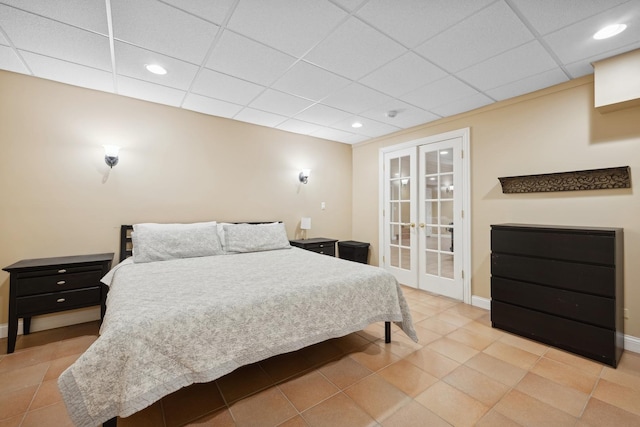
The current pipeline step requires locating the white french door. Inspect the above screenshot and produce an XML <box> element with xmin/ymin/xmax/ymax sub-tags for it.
<box><xmin>383</xmin><ymin>147</ymin><xmax>417</xmax><ymax>287</ymax></box>
<box><xmin>381</xmin><ymin>129</ymin><xmax>469</xmax><ymax>302</ymax></box>
<box><xmin>418</xmin><ymin>139</ymin><xmax>463</xmax><ymax>300</ymax></box>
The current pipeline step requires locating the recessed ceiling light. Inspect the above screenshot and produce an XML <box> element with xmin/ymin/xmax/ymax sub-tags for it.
<box><xmin>145</xmin><ymin>64</ymin><xmax>167</xmax><ymax>75</ymax></box>
<box><xmin>593</xmin><ymin>24</ymin><xmax>627</xmax><ymax>40</ymax></box>
<box><xmin>351</xmin><ymin>122</ymin><xmax>363</xmax><ymax>128</ymax></box>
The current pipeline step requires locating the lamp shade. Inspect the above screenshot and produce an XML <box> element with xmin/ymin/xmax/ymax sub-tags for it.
<box><xmin>301</xmin><ymin>217</ymin><xmax>311</xmax><ymax>230</ymax></box>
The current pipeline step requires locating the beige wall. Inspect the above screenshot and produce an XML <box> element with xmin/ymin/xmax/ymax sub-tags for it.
<box><xmin>0</xmin><ymin>71</ymin><xmax>353</xmax><ymax>325</ymax></box>
<box><xmin>352</xmin><ymin>75</ymin><xmax>640</xmax><ymax>337</ymax></box>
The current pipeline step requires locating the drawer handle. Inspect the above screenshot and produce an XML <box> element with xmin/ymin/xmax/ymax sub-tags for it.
<box><xmin>57</xmin><ymin>280</ymin><xmax>66</xmax><ymax>285</ymax></box>
<box><xmin>56</xmin><ymin>298</ymin><xmax>66</xmax><ymax>303</ymax></box>
<box><xmin>319</xmin><ymin>244</ymin><xmax>324</xmax><ymax>247</ymax></box>
<box><xmin>58</xmin><ymin>269</ymin><xmax>67</xmax><ymax>274</ymax></box>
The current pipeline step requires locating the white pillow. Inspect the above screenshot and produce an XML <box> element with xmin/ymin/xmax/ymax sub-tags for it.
<box><xmin>216</xmin><ymin>222</ymin><xmax>233</xmax><ymax>253</ymax></box>
<box><xmin>223</xmin><ymin>222</ymin><xmax>290</xmax><ymax>253</ymax></box>
<box><xmin>132</xmin><ymin>221</ymin><xmax>224</xmax><ymax>263</ymax></box>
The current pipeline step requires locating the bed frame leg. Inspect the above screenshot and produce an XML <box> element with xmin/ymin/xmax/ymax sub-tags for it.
<box><xmin>103</xmin><ymin>417</ymin><xmax>117</xmax><ymax>427</ymax></box>
<box><xmin>385</xmin><ymin>321</ymin><xmax>391</xmax><ymax>343</ymax></box>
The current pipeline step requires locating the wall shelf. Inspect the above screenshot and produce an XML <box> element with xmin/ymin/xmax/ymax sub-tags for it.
<box><xmin>498</xmin><ymin>166</ymin><xmax>630</xmax><ymax>194</ymax></box>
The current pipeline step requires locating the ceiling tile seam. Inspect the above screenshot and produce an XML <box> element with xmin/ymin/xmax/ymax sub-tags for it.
<box><xmin>105</xmin><ymin>0</ymin><xmax>117</xmax><ymax>94</ymax></box>
<box><xmin>388</xmin><ymin>73</ymin><xmax>493</xmax><ymax>111</ymax></box>
<box><xmin>503</xmin><ymin>0</ymin><xmax>572</xmax><ymax>80</ymax></box>
<box><xmin>178</xmin><ymin>0</ymin><xmax>241</xmax><ymax>108</ymax></box>
<box><xmin>0</xmin><ymin>21</ymin><xmax>33</xmax><ymax>75</ymax></box>
<box><xmin>156</xmin><ymin>0</ymin><xmax>227</xmax><ymax>27</ymax></box>
<box><xmin>327</xmin><ymin>0</ymin><xmax>370</xmax><ymax>15</ymax></box>
<box><xmin>228</xmin><ymin>2</ymin><xmax>363</xmax><ymax>121</ymax></box>
<box><xmin>0</xmin><ymin>3</ymin><xmax>109</xmax><ymax>37</ymax></box>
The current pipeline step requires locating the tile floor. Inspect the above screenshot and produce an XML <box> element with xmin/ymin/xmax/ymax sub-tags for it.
<box><xmin>1</xmin><ymin>287</ymin><xmax>640</xmax><ymax>427</ymax></box>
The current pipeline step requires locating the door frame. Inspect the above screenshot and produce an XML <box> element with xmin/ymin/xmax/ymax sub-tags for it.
<box><xmin>378</xmin><ymin>128</ymin><xmax>471</xmax><ymax>304</ymax></box>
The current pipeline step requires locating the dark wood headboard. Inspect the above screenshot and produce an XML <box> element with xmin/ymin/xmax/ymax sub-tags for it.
<box><xmin>119</xmin><ymin>222</ymin><xmax>281</xmax><ymax>262</ymax></box>
<box><xmin>120</xmin><ymin>225</ymin><xmax>133</xmax><ymax>262</ymax></box>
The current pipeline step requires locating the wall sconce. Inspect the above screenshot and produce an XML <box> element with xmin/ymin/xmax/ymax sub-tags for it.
<box><xmin>299</xmin><ymin>169</ymin><xmax>311</xmax><ymax>184</ymax></box>
<box><xmin>103</xmin><ymin>145</ymin><xmax>120</xmax><ymax>168</ymax></box>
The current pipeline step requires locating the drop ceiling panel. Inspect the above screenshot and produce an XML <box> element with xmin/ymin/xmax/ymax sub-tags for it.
<box><xmin>356</xmin><ymin>0</ymin><xmax>494</xmax><ymax>48</ymax></box>
<box><xmin>416</xmin><ymin>1</ymin><xmax>534</xmax><ymax>73</ymax></box>
<box><xmin>311</xmin><ymin>127</ymin><xmax>358</xmax><ymax>143</ymax></box>
<box><xmin>508</xmin><ymin>0</ymin><xmax>630</xmax><ymax>35</ymax></box>
<box><xmin>206</xmin><ymin>30</ymin><xmax>296</xmax><ymax>86</ymax></box>
<box><xmin>117</xmin><ymin>76</ymin><xmax>186</xmax><ymax>107</ymax></box>
<box><xmin>21</xmin><ymin>51</ymin><xmax>114</xmax><ymax>93</ymax></box>
<box><xmin>292</xmin><ymin>104</ymin><xmax>353</xmax><ymax>127</ymax></box>
<box><xmin>0</xmin><ymin>5</ymin><xmax>111</xmax><ymax>71</ymax></box>
<box><xmin>543</xmin><ymin>1</ymin><xmax>640</xmax><ymax>64</ymax></box>
<box><xmin>430</xmin><ymin>92</ymin><xmax>493</xmax><ymax>117</ymax></box>
<box><xmin>320</xmin><ymin>82</ymin><xmax>393</xmax><ymax>114</ymax></box>
<box><xmin>359</xmin><ymin>52</ymin><xmax>448</xmax><ymax>97</ymax></box>
<box><xmin>226</xmin><ymin>0</ymin><xmax>347</xmax><ymax>57</ymax></box>
<box><xmin>160</xmin><ymin>0</ymin><xmax>236</xmax><ymax>25</ymax></box>
<box><xmin>305</xmin><ymin>17</ymin><xmax>406</xmax><ymax>80</ymax></box>
<box><xmin>276</xmin><ymin>119</ymin><xmax>322</xmax><ymax>135</ymax></box>
<box><xmin>0</xmin><ymin>45</ymin><xmax>29</xmax><ymax>74</ymax></box>
<box><xmin>115</xmin><ymin>42</ymin><xmax>199</xmax><ymax>90</ymax></box>
<box><xmin>272</xmin><ymin>61</ymin><xmax>351</xmax><ymax>101</ymax></box>
<box><xmin>0</xmin><ymin>0</ymin><xmax>109</xmax><ymax>35</ymax></box>
<box><xmin>249</xmin><ymin>89</ymin><xmax>315</xmax><ymax>117</ymax></box>
<box><xmin>1</xmin><ymin>0</ymin><xmax>638</xmax><ymax>145</ymax></box>
<box><xmin>400</xmin><ymin>76</ymin><xmax>480</xmax><ymax>111</ymax></box>
<box><xmin>331</xmin><ymin>116</ymin><xmax>401</xmax><ymax>137</ymax></box>
<box><xmin>234</xmin><ymin>107</ymin><xmax>288</xmax><ymax>128</ymax></box>
<box><xmin>456</xmin><ymin>41</ymin><xmax>558</xmax><ymax>90</ymax></box>
<box><xmin>111</xmin><ymin>0</ymin><xmax>219</xmax><ymax>64</ymax></box>
<box><xmin>360</xmin><ymin>101</ymin><xmax>441</xmax><ymax>128</ymax></box>
<box><xmin>485</xmin><ymin>68</ymin><xmax>569</xmax><ymax>101</ymax></box>
<box><xmin>191</xmin><ymin>68</ymin><xmax>266</xmax><ymax>105</ymax></box>
<box><xmin>182</xmin><ymin>93</ymin><xmax>243</xmax><ymax>118</ymax></box>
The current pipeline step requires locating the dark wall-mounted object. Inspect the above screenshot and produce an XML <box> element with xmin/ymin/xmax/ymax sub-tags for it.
<box><xmin>498</xmin><ymin>166</ymin><xmax>630</xmax><ymax>193</ymax></box>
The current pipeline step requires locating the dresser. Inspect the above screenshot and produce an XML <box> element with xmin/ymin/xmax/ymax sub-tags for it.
<box><xmin>289</xmin><ymin>238</ymin><xmax>337</xmax><ymax>256</ymax></box>
<box><xmin>3</xmin><ymin>253</ymin><xmax>113</xmax><ymax>354</ymax></box>
<box><xmin>491</xmin><ymin>224</ymin><xmax>623</xmax><ymax>367</ymax></box>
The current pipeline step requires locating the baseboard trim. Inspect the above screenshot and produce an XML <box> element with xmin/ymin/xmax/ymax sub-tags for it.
<box><xmin>624</xmin><ymin>333</ymin><xmax>640</xmax><ymax>354</ymax></box>
<box><xmin>471</xmin><ymin>295</ymin><xmax>491</xmax><ymax>311</ymax></box>
<box><xmin>0</xmin><ymin>308</ymin><xmax>100</xmax><ymax>339</ymax></box>
<box><xmin>471</xmin><ymin>295</ymin><xmax>639</xmax><ymax>355</ymax></box>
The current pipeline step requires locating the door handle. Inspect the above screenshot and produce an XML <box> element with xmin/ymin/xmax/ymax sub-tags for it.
<box><xmin>419</xmin><ymin>223</ymin><xmax>425</xmax><ymax>228</ymax></box>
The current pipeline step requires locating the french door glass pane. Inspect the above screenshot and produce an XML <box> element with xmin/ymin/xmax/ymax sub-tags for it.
<box><xmin>390</xmin><ymin>247</ymin><xmax>400</xmax><ymax>267</ymax></box>
<box><xmin>440</xmin><ymin>150</ymin><xmax>453</xmax><ymax>173</ymax></box>
<box><xmin>423</xmin><ymin>148</ymin><xmax>455</xmax><ymax>280</ymax></box>
<box><xmin>388</xmin><ymin>154</ymin><xmax>412</xmax><ymax>273</ymax></box>
<box><xmin>390</xmin><ymin>180</ymin><xmax>400</xmax><ymax>200</ymax></box>
<box><xmin>390</xmin><ymin>158</ymin><xmax>400</xmax><ymax>178</ymax></box>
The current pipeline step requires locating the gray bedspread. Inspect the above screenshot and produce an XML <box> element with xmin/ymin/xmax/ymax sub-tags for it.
<box><xmin>58</xmin><ymin>247</ymin><xmax>416</xmax><ymax>426</ymax></box>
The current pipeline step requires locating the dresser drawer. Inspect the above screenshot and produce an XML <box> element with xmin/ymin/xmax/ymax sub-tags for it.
<box><xmin>491</xmin><ymin>301</ymin><xmax>616</xmax><ymax>366</ymax></box>
<box><xmin>16</xmin><ymin>270</ymin><xmax>103</xmax><ymax>297</ymax></box>
<box><xmin>492</xmin><ymin>277</ymin><xmax>615</xmax><ymax>329</ymax></box>
<box><xmin>305</xmin><ymin>244</ymin><xmax>335</xmax><ymax>256</ymax></box>
<box><xmin>17</xmin><ymin>287</ymin><xmax>101</xmax><ymax>315</ymax></box>
<box><xmin>491</xmin><ymin>253</ymin><xmax>615</xmax><ymax>297</ymax></box>
<box><xmin>491</xmin><ymin>228</ymin><xmax>616</xmax><ymax>265</ymax></box>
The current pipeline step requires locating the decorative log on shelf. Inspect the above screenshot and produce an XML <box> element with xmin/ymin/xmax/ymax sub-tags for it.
<box><xmin>498</xmin><ymin>166</ymin><xmax>630</xmax><ymax>194</ymax></box>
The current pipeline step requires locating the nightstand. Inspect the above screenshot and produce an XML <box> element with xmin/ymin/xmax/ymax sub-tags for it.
<box><xmin>289</xmin><ymin>238</ymin><xmax>338</xmax><ymax>256</ymax></box>
<box><xmin>3</xmin><ymin>253</ymin><xmax>113</xmax><ymax>354</ymax></box>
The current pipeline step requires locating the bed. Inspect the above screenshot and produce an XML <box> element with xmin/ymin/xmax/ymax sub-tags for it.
<box><xmin>58</xmin><ymin>221</ymin><xmax>417</xmax><ymax>427</ymax></box>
